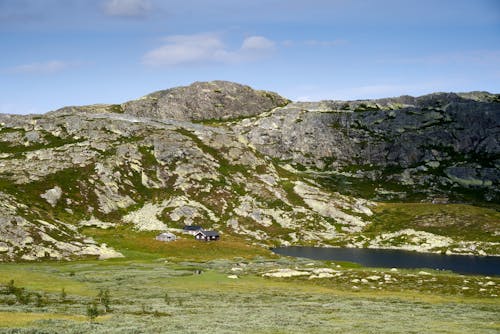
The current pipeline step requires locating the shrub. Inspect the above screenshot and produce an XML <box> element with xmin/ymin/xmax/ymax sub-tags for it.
<box><xmin>5</xmin><ymin>280</ymin><xmax>16</xmax><ymax>294</ymax></box>
<box><xmin>98</xmin><ymin>288</ymin><xmax>111</xmax><ymax>312</ymax></box>
<box><xmin>3</xmin><ymin>280</ymin><xmax>31</xmax><ymax>304</ymax></box>
<box><xmin>60</xmin><ymin>288</ymin><xmax>67</xmax><ymax>302</ymax></box>
<box><xmin>164</xmin><ymin>292</ymin><xmax>170</xmax><ymax>305</ymax></box>
<box><xmin>15</xmin><ymin>288</ymin><xmax>31</xmax><ymax>305</ymax></box>
<box><xmin>86</xmin><ymin>302</ymin><xmax>100</xmax><ymax>323</ymax></box>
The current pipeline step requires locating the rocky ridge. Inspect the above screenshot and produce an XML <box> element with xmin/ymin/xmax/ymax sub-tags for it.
<box><xmin>0</xmin><ymin>81</ymin><xmax>498</xmax><ymax>261</ymax></box>
<box><xmin>235</xmin><ymin>92</ymin><xmax>500</xmax><ymax>202</ymax></box>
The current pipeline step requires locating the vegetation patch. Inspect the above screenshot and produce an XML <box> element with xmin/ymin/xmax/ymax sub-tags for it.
<box><xmin>0</xmin><ymin>269</ymin><xmax>91</xmax><ymax>296</ymax></box>
<box><xmin>0</xmin><ymin>256</ymin><xmax>497</xmax><ymax>333</ymax></box>
<box><xmin>84</xmin><ymin>227</ymin><xmax>274</xmax><ymax>262</ymax></box>
<box><xmin>365</xmin><ymin>202</ymin><xmax>500</xmax><ymax>242</ymax></box>
<box><xmin>107</xmin><ymin>104</ymin><xmax>124</xmax><ymax>114</ymax></box>
<box><xmin>0</xmin><ymin>312</ymin><xmax>87</xmax><ymax>327</ymax></box>
<box><xmin>281</xmin><ymin>180</ymin><xmax>307</xmax><ymax>207</ymax></box>
<box><xmin>0</xmin><ymin>130</ymin><xmax>84</xmax><ymax>157</ymax></box>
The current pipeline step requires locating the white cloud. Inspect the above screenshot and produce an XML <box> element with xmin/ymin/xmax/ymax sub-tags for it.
<box><xmin>281</xmin><ymin>40</ymin><xmax>295</xmax><ymax>47</ymax></box>
<box><xmin>241</xmin><ymin>36</ymin><xmax>275</xmax><ymax>50</ymax></box>
<box><xmin>103</xmin><ymin>0</ymin><xmax>152</xmax><ymax>17</ymax></box>
<box><xmin>142</xmin><ymin>33</ymin><xmax>275</xmax><ymax>67</ymax></box>
<box><xmin>142</xmin><ymin>33</ymin><xmax>226</xmax><ymax>66</ymax></box>
<box><xmin>7</xmin><ymin>60</ymin><xmax>73</xmax><ymax>74</ymax></box>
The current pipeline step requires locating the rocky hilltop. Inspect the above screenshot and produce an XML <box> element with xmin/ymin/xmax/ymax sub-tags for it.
<box><xmin>52</xmin><ymin>81</ymin><xmax>288</xmax><ymax>121</ymax></box>
<box><xmin>0</xmin><ymin>81</ymin><xmax>498</xmax><ymax>261</ymax></box>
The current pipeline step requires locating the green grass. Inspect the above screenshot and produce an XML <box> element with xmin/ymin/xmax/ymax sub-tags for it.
<box><xmin>138</xmin><ymin>146</ymin><xmax>157</xmax><ymax>168</ymax></box>
<box><xmin>0</xmin><ymin>312</ymin><xmax>89</xmax><ymax>327</ymax></box>
<box><xmin>0</xmin><ymin>217</ymin><xmax>498</xmax><ymax>333</ymax></box>
<box><xmin>0</xmin><ymin>256</ymin><xmax>497</xmax><ymax>333</ymax></box>
<box><xmin>280</xmin><ymin>180</ymin><xmax>307</xmax><ymax>207</ymax></box>
<box><xmin>0</xmin><ymin>165</ymin><xmax>96</xmax><ymax>225</ymax></box>
<box><xmin>107</xmin><ymin>104</ymin><xmax>124</xmax><ymax>114</ymax></box>
<box><xmin>83</xmin><ymin>227</ymin><xmax>274</xmax><ymax>262</ymax></box>
<box><xmin>0</xmin><ymin>267</ymin><xmax>92</xmax><ymax>295</ymax></box>
<box><xmin>365</xmin><ymin>202</ymin><xmax>500</xmax><ymax>242</ymax></box>
<box><xmin>0</xmin><ymin>130</ymin><xmax>84</xmax><ymax>157</ymax></box>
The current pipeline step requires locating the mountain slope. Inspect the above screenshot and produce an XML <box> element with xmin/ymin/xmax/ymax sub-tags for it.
<box><xmin>236</xmin><ymin>93</ymin><xmax>500</xmax><ymax>203</ymax></box>
<box><xmin>0</xmin><ymin>81</ymin><xmax>498</xmax><ymax>261</ymax></box>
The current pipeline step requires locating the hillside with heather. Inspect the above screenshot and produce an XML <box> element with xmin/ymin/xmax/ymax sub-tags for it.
<box><xmin>1</xmin><ymin>81</ymin><xmax>499</xmax><ymax>262</ymax></box>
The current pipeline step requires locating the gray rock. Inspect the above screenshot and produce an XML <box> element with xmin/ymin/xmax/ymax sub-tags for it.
<box><xmin>121</xmin><ymin>80</ymin><xmax>289</xmax><ymax>121</ymax></box>
<box><xmin>236</xmin><ymin>92</ymin><xmax>500</xmax><ymax>201</ymax></box>
<box><xmin>40</xmin><ymin>186</ymin><xmax>62</xmax><ymax>207</ymax></box>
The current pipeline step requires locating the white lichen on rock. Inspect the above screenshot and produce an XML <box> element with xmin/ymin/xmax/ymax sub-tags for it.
<box><xmin>40</xmin><ymin>186</ymin><xmax>62</xmax><ymax>207</ymax></box>
<box><xmin>293</xmin><ymin>181</ymin><xmax>370</xmax><ymax>232</ymax></box>
<box><xmin>123</xmin><ymin>203</ymin><xmax>168</xmax><ymax>231</ymax></box>
<box><xmin>263</xmin><ymin>269</ymin><xmax>310</xmax><ymax>278</ymax></box>
<box><xmin>79</xmin><ymin>216</ymin><xmax>116</xmax><ymax>229</ymax></box>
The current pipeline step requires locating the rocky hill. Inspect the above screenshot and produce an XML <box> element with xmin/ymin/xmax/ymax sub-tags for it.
<box><xmin>237</xmin><ymin>92</ymin><xmax>500</xmax><ymax>203</ymax></box>
<box><xmin>0</xmin><ymin>81</ymin><xmax>498</xmax><ymax>261</ymax></box>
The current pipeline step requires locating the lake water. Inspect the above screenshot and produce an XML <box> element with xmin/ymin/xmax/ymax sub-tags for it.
<box><xmin>272</xmin><ymin>247</ymin><xmax>500</xmax><ymax>276</ymax></box>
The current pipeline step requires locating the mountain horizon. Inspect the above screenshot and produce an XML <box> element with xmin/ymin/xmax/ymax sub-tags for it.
<box><xmin>3</xmin><ymin>80</ymin><xmax>499</xmax><ymax>116</ymax></box>
<box><xmin>1</xmin><ymin>80</ymin><xmax>498</xmax><ymax>262</ymax></box>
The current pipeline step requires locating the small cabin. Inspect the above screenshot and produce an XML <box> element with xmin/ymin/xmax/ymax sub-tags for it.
<box><xmin>194</xmin><ymin>230</ymin><xmax>220</xmax><ymax>241</ymax></box>
<box><xmin>431</xmin><ymin>197</ymin><xmax>449</xmax><ymax>204</ymax></box>
<box><xmin>183</xmin><ymin>225</ymin><xmax>203</xmax><ymax>235</ymax></box>
<box><xmin>155</xmin><ymin>232</ymin><xmax>176</xmax><ymax>242</ymax></box>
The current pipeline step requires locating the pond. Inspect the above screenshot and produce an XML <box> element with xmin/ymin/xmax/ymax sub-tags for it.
<box><xmin>272</xmin><ymin>247</ymin><xmax>500</xmax><ymax>276</ymax></box>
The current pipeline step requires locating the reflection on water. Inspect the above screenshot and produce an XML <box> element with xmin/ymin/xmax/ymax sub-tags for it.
<box><xmin>272</xmin><ymin>247</ymin><xmax>500</xmax><ymax>276</ymax></box>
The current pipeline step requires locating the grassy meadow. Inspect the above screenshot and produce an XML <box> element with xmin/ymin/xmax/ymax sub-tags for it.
<box><xmin>0</xmin><ymin>230</ymin><xmax>499</xmax><ymax>333</ymax></box>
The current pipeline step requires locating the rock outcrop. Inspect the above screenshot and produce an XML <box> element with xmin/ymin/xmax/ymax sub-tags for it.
<box><xmin>121</xmin><ymin>81</ymin><xmax>289</xmax><ymax>121</ymax></box>
<box><xmin>236</xmin><ymin>92</ymin><xmax>500</xmax><ymax>202</ymax></box>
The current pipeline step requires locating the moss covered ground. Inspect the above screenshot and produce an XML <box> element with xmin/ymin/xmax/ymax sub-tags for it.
<box><xmin>0</xmin><ymin>231</ymin><xmax>498</xmax><ymax>333</ymax></box>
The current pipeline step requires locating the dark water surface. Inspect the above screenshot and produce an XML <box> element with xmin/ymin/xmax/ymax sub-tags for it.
<box><xmin>272</xmin><ymin>247</ymin><xmax>500</xmax><ymax>276</ymax></box>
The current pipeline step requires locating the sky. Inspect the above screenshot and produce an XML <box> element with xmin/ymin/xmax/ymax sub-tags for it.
<box><xmin>1</xmin><ymin>0</ymin><xmax>499</xmax><ymax>114</ymax></box>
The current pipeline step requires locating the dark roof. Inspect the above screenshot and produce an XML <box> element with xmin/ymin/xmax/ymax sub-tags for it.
<box><xmin>183</xmin><ymin>225</ymin><xmax>202</xmax><ymax>231</ymax></box>
<box><xmin>196</xmin><ymin>230</ymin><xmax>219</xmax><ymax>237</ymax></box>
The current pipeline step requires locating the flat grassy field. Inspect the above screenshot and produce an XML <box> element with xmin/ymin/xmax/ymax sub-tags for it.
<box><xmin>0</xmin><ymin>230</ymin><xmax>498</xmax><ymax>333</ymax></box>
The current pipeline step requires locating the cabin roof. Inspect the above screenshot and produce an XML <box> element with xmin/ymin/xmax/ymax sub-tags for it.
<box><xmin>196</xmin><ymin>230</ymin><xmax>219</xmax><ymax>237</ymax></box>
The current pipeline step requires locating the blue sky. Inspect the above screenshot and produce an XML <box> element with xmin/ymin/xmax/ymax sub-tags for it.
<box><xmin>1</xmin><ymin>0</ymin><xmax>499</xmax><ymax>114</ymax></box>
